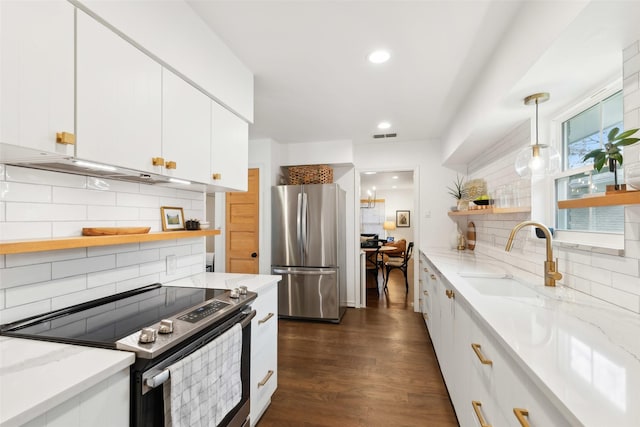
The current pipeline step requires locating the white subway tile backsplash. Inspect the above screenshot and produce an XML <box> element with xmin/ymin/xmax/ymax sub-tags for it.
<box><xmin>116</xmin><ymin>249</ymin><xmax>159</xmax><ymax>268</ymax></box>
<box><xmin>610</xmin><ymin>272</ymin><xmax>640</xmax><ymax>296</ymax></box>
<box><xmin>0</xmin><ymin>221</ymin><xmax>51</xmax><ymax>240</ymax></box>
<box><xmin>0</xmin><ymin>201</ymin><xmax>5</xmax><ymax>222</ymax></box>
<box><xmin>87</xmin><ymin>205</ymin><xmax>138</xmax><ymax>221</ymax></box>
<box><xmin>7</xmin><ymin>203</ymin><xmax>86</xmax><ymax>221</ymax></box>
<box><xmin>591</xmin><ymin>253</ymin><xmax>640</xmax><ymax>277</ymax></box>
<box><xmin>139</xmin><ymin>260</ymin><xmax>165</xmax><ymax>276</ymax></box>
<box><xmin>6</xmin><ymin>276</ymin><xmax>87</xmax><ymax>307</ymax></box>
<box><xmin>176</xmin><ymin>188</ymin><xmax>204</xmax><ymax>201</ymax></box>
<box><xmin>0</xmin><ymin>164</ymin><xmax>5</xmax><ymax>180</ymax></box>
<box><xmin>51</xmin><ymin>284</ymin><xmax>116</xmax><ymax>312</ymax></box>
<box><xmin>5</xmin><ymin>166</ymin><xmax>87</xmax><ymax>188</ymax></box>
<box><xmin>87</xmin><ymin>265</ymin><xmax>139</xmax><ymax>288</ymax></box>
<box><xmin>0</xmin><ymin>182</ymin><xmax>52</xmax><ymax>203</ymax></box>
<box><xmin>52</xmin><ymin>255</ymin><xmax>116</xmax><ymax>279</ymax></box>
<box><xmin>623</xmin><ymin>49</ymin><xmax>640</xmax><ymax>79</ymax></box>
<box><xmin>0</xmin><ymin>263</ymin><xmax>51</xmax><ymax>289</ymax></box>
<box><xmin>623</xmin><ymin>74</ymin><xmax>639</xmax><ymax>96</ymax></box>
<box><xmin>140</xmin><ymin>184</ymin><xmax>177</xmax><ymax>197</ymax></box>
<box><xmin>159</xmin><ymin>244</ymin><xmax>193</xmax><ymax>259</ymax></box>
<box><xmin>0</xmin><ymin>299</ymin><xmax>52</xmax><ymax>324</ymax></box>
<box><xmin>53</xmin><ymin>187</ymin><xmax>116</xmax><ymax>206</ymax></box>
<box><xmin>52</xmin><ymin>221</ymin><xmax>117</xmax><ymax>238</ymax></box>
<box><xmin>623</xmin><ymin>41</ymin><xmax>639</xmax><ymax>61</ymax></box>
<box><xmin>116</xmin><ymin>274</ymin><xmax>161</xmax><ymax>294</ymax></box>
<box><xmin>0</xmin><ymin>289</ymin><xmax>5</xmax><ymax>309</ymax></box>
<box><xmin>624</xmin><ymin>238</ymin><xmax>640</xmax><ymax>259</ymax></box>
<box><xmin>590</xmin><ymin>281</ymin><xmax>640</xmax><ymax>312</ymax></box>
<box><xmin>624</xmin><ymin>87</ymin><xmax>640</xmax><ymax>113</ymax></box>
<box><xmin>117</xmin><ymin>192</ymin><xmax>159</xmax><ymax>208</ymax></box>
<box><xmin>6</xmin><ymin>248</ymin><xmax>87</xmax><ymax>268</ymax></box>
<box><xmin>88</xmin><ymin>243</ymin><xmax>139</xmax><ymax>257</ymax></box>
<box><xmin>87</xmin><ymin>177</ymin><xmax>139</xmax><ymax>193</ymax></box>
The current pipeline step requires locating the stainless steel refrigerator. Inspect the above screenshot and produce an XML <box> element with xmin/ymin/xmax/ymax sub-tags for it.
<box><xmin>271</xmin><ymin>183</ymin><xmax>347</xmax><ymax>322</ymax></box>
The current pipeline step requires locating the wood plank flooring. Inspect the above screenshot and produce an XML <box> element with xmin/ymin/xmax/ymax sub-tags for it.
<box><xmin>257</xmin><ymin>261</ymin><xmax>459</xmax><ymax>427</ymax></box>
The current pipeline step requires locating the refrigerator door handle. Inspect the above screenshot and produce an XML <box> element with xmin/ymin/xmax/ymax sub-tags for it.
<box><xmin>301</xmin><ymin>192</ymin><xmax>308</xmax><ymax>257</ymax></box>
<box><xmin>296</xmin><ymin>192</ymin><xmax>303</xmax><ymax>259</ymax></box>
<box><xmin>272</xmin><ymin>268</ymin><xmax>336</xmax><ymax>276</ymax></box>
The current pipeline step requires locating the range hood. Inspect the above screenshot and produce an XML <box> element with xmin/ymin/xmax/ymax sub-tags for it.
<box><xmin>1</xmin><ymin>143</ymin><xmax>172</xmax><ymax>185</ymax></box>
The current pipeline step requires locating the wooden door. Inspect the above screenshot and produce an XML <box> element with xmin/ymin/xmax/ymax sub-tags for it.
<box><xmin>225</xmin><ymin>168</ymin><xmax>259</xmax><ymax>273</ymax></box>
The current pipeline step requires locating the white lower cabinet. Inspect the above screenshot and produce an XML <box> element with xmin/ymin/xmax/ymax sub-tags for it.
<box><xmin>422</xmin><ymin>254</ymin><xmax>569</xmax><ymax>427</ymax></box>
<box><xmin>21</xmin><ymin>368</ymin><xmax>129</xmax><ymax>427</ymax></box>
<box><xmin>250</xmin><ymin>281</ymin><xmax>278</xmax><ymax>426</ymax></box>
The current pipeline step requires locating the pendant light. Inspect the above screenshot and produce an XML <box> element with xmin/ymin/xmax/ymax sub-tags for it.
<box><xmin>515</xmin><ymin>92</ymin><xmax>561</xmax><ymax>177</ymax></box>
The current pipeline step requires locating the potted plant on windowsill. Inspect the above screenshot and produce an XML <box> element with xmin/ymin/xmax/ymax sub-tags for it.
<box><xmin>582</xmin><ymin>126</ymin><xmax>640</xmax><ymax>192</ymax></box>
<box><xmin>447</xmin><ymin>174</ymin><xmax>466</xmax><ymax>211</ymax></box>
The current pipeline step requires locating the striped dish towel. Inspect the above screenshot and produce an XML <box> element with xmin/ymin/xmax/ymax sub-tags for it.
<box><xmin>164</xmin><ymin>323</ymin><xmax>243</xmax><ymax>427</ymax></box>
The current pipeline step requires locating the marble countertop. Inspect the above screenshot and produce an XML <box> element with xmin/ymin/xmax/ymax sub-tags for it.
<box><xmin>0</xmin><ymin>337</ymin><xmax>134</xmax><ymax>427</ymax></box>
<box><xmin>421</xmin><ymin>247</ymin><xmax>640</xmax><ymax>427</ymax></box>
<box><xmin>0</xmin><ymin>273</ymin><xmax>280</xmax><ymax>427</ymax></box>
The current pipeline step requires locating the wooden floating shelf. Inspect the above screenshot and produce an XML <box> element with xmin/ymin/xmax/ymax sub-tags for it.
<box><xmin>0</xmin><ymin>229</ymin><xmax>221</xmax><ymax>255</ymax></box>
<box><xmin>448</xmin><ymin>207</ymin><xmax>531</xmax><ymax>216</ymax></box>
<box><xmin>558</xmin><ymin>191</ymin><xmax>640</xmax><ymax>209</ymax></box>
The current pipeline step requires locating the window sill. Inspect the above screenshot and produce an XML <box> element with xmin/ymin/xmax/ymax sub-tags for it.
<box><xmin>553</xmin><ymin>231</ymin><xmax>624</xmax><ymax>256</ymax></box>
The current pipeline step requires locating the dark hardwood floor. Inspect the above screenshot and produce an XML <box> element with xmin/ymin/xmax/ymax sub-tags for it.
<box><xmin>257</xmin><ymin>260</ymin><xmax>459</xmax><ymax>427</ymax></box>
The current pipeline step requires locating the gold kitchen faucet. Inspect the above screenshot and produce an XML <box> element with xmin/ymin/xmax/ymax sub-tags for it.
<box><xmin>505</xmin><ymin>221</ymin><xmax>562</xmax><ymax>287</ymax></box>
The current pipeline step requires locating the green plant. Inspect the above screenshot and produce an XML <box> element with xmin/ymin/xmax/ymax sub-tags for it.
<box><xmin>583</xmin><ymin>127</ymin><xmax>640</xmax><ymax>171</ymax></box>
<box><xmin>447</xmin><ymin>174</ymin><xmax>465</xmax><ymax>200</ymax></box>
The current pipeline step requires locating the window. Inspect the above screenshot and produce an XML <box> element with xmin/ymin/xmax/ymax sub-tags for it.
<box><xmin>555</xmin><ymin>89</ymin><xmax>624</xmax><ymax>234</ymax></box>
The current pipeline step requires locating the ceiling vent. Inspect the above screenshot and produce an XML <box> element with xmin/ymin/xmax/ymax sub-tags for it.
<box><xmin>373</xmin><ymin>133</ymin><xmax>397</xmax><ymax>139</ymax></box>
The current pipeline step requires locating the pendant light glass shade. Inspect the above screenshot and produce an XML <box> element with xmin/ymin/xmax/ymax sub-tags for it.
<box><xmin>515</xmin><ymin>92</ymin><xmax>561</xmax><ymax>177</ymax></box>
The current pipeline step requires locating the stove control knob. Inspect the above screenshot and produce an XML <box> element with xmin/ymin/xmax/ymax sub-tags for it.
<box><xmin>229</xmin><ymin>288</ymin><xmax>240</xmax><ymax>299</ymax></box>
<box><xmin>239</xmin><ymin>286</ymin><xmax>248</xmax><ymax>295</ymax></box>
<box><xmin>139</xmin><ymin>327</ymin><xmax>157</xmax><ymax>344</ymax></box>
<box><xmin>158</xmin><ymin>319</ymin><xmax>174</xmax><ymax>334</ymax></box>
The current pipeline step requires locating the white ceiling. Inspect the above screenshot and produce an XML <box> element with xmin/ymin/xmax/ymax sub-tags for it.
<box><xmin>360</xmin><ymin>170</ymin><xmax>413</xmax><ymax>196</ymax></box>
<box><xmin>188</xmin><ymin>0</ymin><xmax>640</xmax><ymax>168</ymax></box>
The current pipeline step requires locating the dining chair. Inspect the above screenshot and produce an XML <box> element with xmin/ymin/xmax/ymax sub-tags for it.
<box><xmin>383</xmin><ymin>242</ymin><xmax>414</xmax><ymax>292</ymax></box>
<box><xmin>365</xmin><ymin>247</ymin><xmax>380</xmax><ymax>295</ymax></box>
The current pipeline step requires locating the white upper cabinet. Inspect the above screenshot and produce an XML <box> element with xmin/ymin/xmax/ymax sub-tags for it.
<box><xmin>75</xmin><ymin>10</ymin><xmax>162</xmax><ymax>173</ymax></box>
<box><xmin>211</xmin><ymin>102</ymin><xmax>248</xmax><ymax>191</ymax></box>
<box><xmin>0</xmin><ymin>0</ymin><xmax>74</xmax><ymax>155</ymax></box>
<box><xmin>162</xmin><ymin>69</ymin><xmax>212</xmax><ymax>184</ymax></box>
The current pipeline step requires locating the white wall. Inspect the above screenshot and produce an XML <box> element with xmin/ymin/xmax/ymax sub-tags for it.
<box><xmin>0</xmin><ymin>165</ymin><xmax>207</xmax><ymax>324</ymax></box>
<box><xmin>376</xmin><ymin>188</ymin><xmax>414</xmax><ymax>243</ymax></box>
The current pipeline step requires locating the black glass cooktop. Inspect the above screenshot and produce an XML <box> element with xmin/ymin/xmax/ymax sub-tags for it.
<box><xmin>0</xmin><ymin>284</ymin><xmax>230</xmax><ymax>348</ymax></box>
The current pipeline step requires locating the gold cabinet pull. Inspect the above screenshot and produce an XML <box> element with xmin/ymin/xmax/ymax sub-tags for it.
<box><xmin>423</xmin><ymin>290</ymin><xmax>428</xmax><ymax>296</ymax></box>
<box><xmin>165</xmin><ymin>161</ymin><xmax>177</xmax><ymax>169</ymax></box>
<box><xmin>258</xmin><ymin>370</ymin><xmax>274</xmax><ymax>387</ymax></box>
<box><xmin>56</xmin><ymin>132</ymin><xmax>75</xmax><ymax>145</ymax></box>
<box><xmin>423</xmin><ymin>267</ymin><xmax>429</xmax><ymax>272</ymax></box>
<box><xmin>472</xmin><ymin>401</ymin><xmax>492</xmax><ymax>427</ymax></box>
<box><xmin>430</xmin><ymin>274</ymin><xmax>436</xmax><ymax>280</ymax></box>
<box><xmin>212</xmin><ymin>173</ymin><xmax>222</xmax><ymax>180</ymax></box>
<box><xmin>513</xmin><ymin>408</ymin><xmax>530</xmax><ymax>427</ymax></box>
<box><xmin>471</xmin><ymin>343</ymin><xmax>493</xmax><ymax>365</ymax></box>
<box><xmin>152</xmin><ymin>157</ymin><xmax>165</xmax><ymax>166</ymax></box>
<box><xmin>445</xmin><ymin>289</ymin><xmax>455</xmax><ymax>299</ymax></box>
<box><xmin>423</xmin><ymin>312</ymin><xmax>429</xmax><ymax>320</ymax></box>
<box><xmin>258</xmin><ymin>312</ymin><xmax>274</xmax><ymax>324</ymax></box>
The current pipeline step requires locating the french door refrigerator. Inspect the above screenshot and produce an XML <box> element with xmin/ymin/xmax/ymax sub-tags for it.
<box><xmin>271</xmin><ymin>183</ymin><xmax>347</xmax><ymax>322</ymax></box>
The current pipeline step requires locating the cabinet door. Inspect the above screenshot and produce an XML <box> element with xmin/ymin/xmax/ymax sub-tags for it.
<box><xmin>1</xmin><ymin>0</ymin><xmax>74</xmax><ymax>154</ymax></box>
<box><xmin>161</xmin><ymin>69</ymin><xmax>211</xmax><ymax>183</ymax></box>
<box><xmin>210</xmin><ymin>102</ymin><xmax>248</xmax><ymax>191</ymax></box>
<box><xmin>76</xmin><ymin>10</ymin><xmax>161</xmax><ymax>172</ymax></box>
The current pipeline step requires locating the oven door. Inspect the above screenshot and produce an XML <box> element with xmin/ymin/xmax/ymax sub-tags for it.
<box><xmin>132</xmin><ymin>309</ymin><xmax>256</xmax><ymax>427</ymax></box>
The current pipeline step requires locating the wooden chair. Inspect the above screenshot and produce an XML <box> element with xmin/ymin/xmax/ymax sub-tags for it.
<box><xmin>383</xmin><ymin>241</ymin><xmax>414</xmax><ymax>292</ymax></box>
<box><xmin>365</xmin><ymin>247</ymin><xmax>380</xmax><ymax>295</ymax></box>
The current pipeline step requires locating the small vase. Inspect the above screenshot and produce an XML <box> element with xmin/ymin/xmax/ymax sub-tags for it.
<box><xmin>457</xmin><ymin>200</ymin><xmax>468</xmax><ymax>211</ymax></box>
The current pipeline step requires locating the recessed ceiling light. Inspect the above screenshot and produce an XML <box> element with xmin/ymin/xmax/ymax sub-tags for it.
<box><xmin>392</xmin><ymin>176</ymin><xmax>398</xmax><ymax>179</ymax></box>
<box><xmin>368</xmin><ymin>50</ymin><xmax>390</xmax><ymax>64</ymax></box>
<box><xmin>364</xmin><ymin>171</ymin><xmax>377</xmax><ymax>175</ymax></box>
<box><xmin>392</xmin><ymin>186</ymin><xmax>397</xmax><ymax>189</ymax></box>
<box><xmin>377</xmin><ymin>121</ymin><xmax>391</xmax><ymax>130</ymax></box>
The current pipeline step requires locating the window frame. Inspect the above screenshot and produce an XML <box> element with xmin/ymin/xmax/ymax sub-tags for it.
<box><xmin>549</xmin><ymin>79</ymin><xmax>624</xmax><ymax>250</ymax></box>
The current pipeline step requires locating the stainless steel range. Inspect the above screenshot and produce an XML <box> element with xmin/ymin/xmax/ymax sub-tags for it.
<box><xmin>0</xmin><ymin>283</ymin><xmax>257</xmax><ymax>427</ymax></box>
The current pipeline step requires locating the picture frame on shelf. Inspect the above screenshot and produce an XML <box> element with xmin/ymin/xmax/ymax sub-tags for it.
<box><xmin>396</xmin><ymin>210</ymin><xmax>410</xmax><ymax>227</ymax></box>
<box><xmin>161</xmin><ymin>206</ymin><xmax>185</xmax><ymax>231</ymax></box>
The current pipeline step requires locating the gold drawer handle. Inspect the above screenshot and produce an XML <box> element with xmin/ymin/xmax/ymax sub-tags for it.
<box><xmin>445</xmin><ymin>289</ymin><xmax>455</xmax><ymax>299</ymax></box>
<box><xmin>472</xmin><ymin>401</ymin><xmax>492</xmax><ymax>427</ymax></box>
<box><xmin>165</xmin><ymin>161</ymin><xmax>177</xmax><ymax>169</ymax></box>
<box><xmin>258</xmin><ymin>312</ymin><xmax>274</xmax><ymax>324</ymax></box>
<box><xmin>56</xmin><ymin>132</ymin><xmax>75</xmax><ymax>145</ymax></box>
<box><xmin>513</xmin><ymin>408</ymin><xmax>530</xmax><ymax>427</ymax></box>
<box><xmin>471</xmin><ymin>343</ymin><xmax>493</xmax><ymax>365</ymax></box>
<box><xmin>212</xmin><ymin>173</ymin><xmax>222</xmax><ymax>180</ymax></box>
<box><xmin>423</xmin><ymin>290</ymin><xmax>428</xmax><ymax>296</ymax></box>
<box><xmin>258</xmin><ymin>370</ymin><xmax>274</xmax><ymax>387</ymax></box>
<box><xmin>430</xmin><ymin>274</ymin><xmax>436</xmax><ymax>280</ymax></box>
<box><xmin>152</xmin><ymin>157</ymin><xmax>165</xmax><ymax>166</ymax></box>
<box><xmin>423</xmin><ymin>267</ymin><xmax>428</xmax><ymax>272</ymax></box>
<box><xmin>423</xmin><ymin>312</ymin><xmax>429</xmax><ymax>320</ymax></box>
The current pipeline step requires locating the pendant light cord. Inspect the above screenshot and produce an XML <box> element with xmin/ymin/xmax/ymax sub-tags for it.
<box><xmin>535</xmin><ymin>98</ymin><xmax>539</xmax><ymax>146</ymax></box>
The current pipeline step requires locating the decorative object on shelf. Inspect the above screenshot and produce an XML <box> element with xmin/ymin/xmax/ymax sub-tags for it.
<box><xmin>462</xmin><ymin>179</ymin><xmax>487</xmax><ymax>202</ymax></box>
<box><xmin>287</xmin><ymin>164</ymin><xmax>333</xmax><ymax>184</ymax></box>
<box><xmin>82</xmin><ymin>227</ymin><xmax>150</xmax><ymax>236</ymax></box>
<box><xmin>447</xmin><ymin>174</ymin><xmax>465</xmax><ymax>211</ymax></box>
<box><xmin>161</xmin><ymin>206</ymin><xmax>185</xmax><ymax>231</ymax></box>
<box><xmin>396</xmin><ymin>210</ymin><xmax>410</xmax><ymax>227</ymax></box>
<box><xmin>185</xmin><ymin>219</ymin><xmax>201</xmax><ymax>230</ymax></box>
<box><xmin>582</xmin><ymin>126</ymin><xmax>640</xmax><ymax>192</ymax></box>
<box><xmin>515</xmin><ymin>92</ymin><xmax>561</xmax><ymax>177</ymax></box>
<box><xmin>199</xmin><ymin>221</ymin><xmax>211</xmax><ymax>229</ymax></box>
<box><xmin>467</xmin><ymin>221</ymin><xmax>476</xmax><ymax>250</ymax></box>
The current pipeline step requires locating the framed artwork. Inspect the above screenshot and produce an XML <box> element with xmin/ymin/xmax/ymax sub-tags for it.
<box><xmin>396</xmin><ymin>210</ymin><xmax>410</xmax><ymax>228</ymax></box>
<box><xmin>161</xmin><ymin>206</ymin><xmax>185</xmax><ymax>231</ymax></box>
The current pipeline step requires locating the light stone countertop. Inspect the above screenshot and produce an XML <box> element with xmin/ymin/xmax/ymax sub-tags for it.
<box><xmin>0</xmin><ymin>337</ymin><xmax>134</xmax><ymax>427</ymax></box>
<box><xmin>0</xmin><ymin>273</ymin><xmax>281</xmax><ymax>427</ymax></box>
<box><xmin>422</xmin><ymin>247</ymin><xmax>640</xmax><ymax>427</ymax></box>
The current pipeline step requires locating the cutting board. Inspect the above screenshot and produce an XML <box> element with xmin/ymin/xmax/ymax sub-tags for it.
<box><xmin>82</xmin><ymin>227</ymin><xmax>151</xmax><ymax>236</ymax></box>
<box><xmin>466</xmin><ymin>221</ymin><xmax>476</xmax><ymax>250</ymax></box>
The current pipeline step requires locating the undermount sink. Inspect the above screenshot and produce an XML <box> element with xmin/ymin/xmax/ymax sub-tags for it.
<box><xmin>463</xmin><ymin>277</ymin><xmax>539</xmax><ymax>298</ymax></box>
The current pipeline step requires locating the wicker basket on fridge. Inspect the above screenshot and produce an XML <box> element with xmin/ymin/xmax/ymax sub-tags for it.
<box><xmin>287</xmin><ymin>164</ymin><xmax>334</xmax><ymax>185</ymax></box>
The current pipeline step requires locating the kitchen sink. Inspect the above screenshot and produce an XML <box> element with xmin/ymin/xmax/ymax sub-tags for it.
<box><xmin>463</xmin><ymin>277</ymin><xmax>539</xmax><ymax>298</ymax></box>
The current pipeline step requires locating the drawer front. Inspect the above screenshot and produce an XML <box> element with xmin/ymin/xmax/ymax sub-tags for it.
<box><xmin>250</xmin><ymin>343</ymin><xmax>277</xmax><ymax>425</ymax></box>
